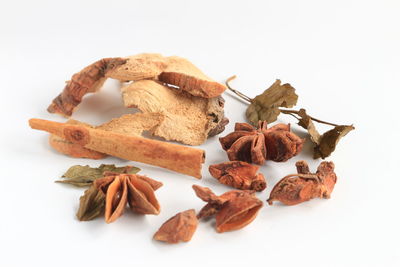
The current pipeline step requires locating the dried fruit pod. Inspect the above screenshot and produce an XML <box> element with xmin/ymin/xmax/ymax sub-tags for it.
<box><xmin>192</xmin><ymin>185</ymin><xmax>262</xmax><ymax>232</ymax></box>
<box><xmin>216</xmin><ymin>192</ymin><xmax>263</xmax><ymax>233</ymax></box>
<box><xmin>209</xmin><ymin>161</ymin><xmax>266</xmax><ymax>191</ymax></box>
<box><xmin>90</xmin><ymin>174</ymin><xmax>162</xmax><ymax>223</ymax></box>
<box><xmin>267</xmin><ymin>160</ymin><xmax>337</xmax><ymax>205</ymax></box>
<box><xmin>153</xmin><ymin>209</ymin><xmax>198</xmax><ymax>244</ymax></box>
<box><xmin>219</xmin><ymin>121</ymin><xmax>304</xmax><ymax>165</ymax></box>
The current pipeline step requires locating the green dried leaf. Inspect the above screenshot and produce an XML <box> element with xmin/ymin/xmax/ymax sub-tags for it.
<box><xmin>246</xmin><ymin>79</ymin><xmax>298</xmax><ymax>125</ymax></box>
<box><xmin>297</xmin><ymin>109</ymin><xmax>354</xmax><ymax>159</ymax></box>
<box><xmin>76</xmin><ymin>185</ymin><xmax>105</xmax><ymax>221</ymax></box>
<box><xmin>56</xmin><ymin>164</ymin><xmax>140</xmax><ymax>187</ymax></box>
<box><xmin>314</xmin><ymin>125</ymin><xmax>354</xmax><ymax>159</ymax></box>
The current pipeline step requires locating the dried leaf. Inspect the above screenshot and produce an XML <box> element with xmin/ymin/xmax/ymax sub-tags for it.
<box><xmin>153</xmin><ymin>209</ymin><xmax>198</xmax><ymax>244</ymax></box>
<box><xmin>246</xmin><ymin>80</ymin><xmax>298</xmax><ymax>125</ymax></box>
<box><xmin>57</xmin><ymin>164</ymin><xmax>140</xmax><ymax>187</ymax></box>
<box><xmin>297</xmin><ymin>109</ymin><xmax>354</xmax><ymax>159</ymax></box>
<box><xmin>76</xmin><ymin>186</ymin><xmax>105</xmax><ymax>221</ymax></box>
<box><xmin>314</xmin><ymin>125</ymin><xmax>354</xmax><ymax>159</ymax></box>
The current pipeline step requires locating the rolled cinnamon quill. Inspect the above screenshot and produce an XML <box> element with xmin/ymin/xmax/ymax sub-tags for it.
<box><xmin>29</xmin><ymin>118</ymin><xmax>205</xmax><ymax>178</ymax></box>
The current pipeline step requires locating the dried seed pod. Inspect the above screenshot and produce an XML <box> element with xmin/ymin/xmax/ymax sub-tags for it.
<box><xmin>76</xmin><ymin>185</ymin><xmax>105</xmax><ymax>221</ymax></box>
<box><xmin>87</xmin><ymin>174</ymin><xmax>162</xmax><ymax>223</ymax></box>
<box><xmin>153</xmin><ymin>209</ymin><xmax>198</xmax><ymax>244</ymax></box>
<box><xmin>192</xmin><ymin>185</ymin><xmax>262</xmax><ymax>232</ymax></box>
<box><xmin>209</xmin><ymin>161</ymin><xmax>267</xmax><ymax>191</ymax></box>
<box><xmin>216</xmin><ymin>192</ymin><xmax>263</xmax><ymax>233</ymax></box>
<box><xmin>219</xmin><ymin>121</ymin><xmax>304</xmax><ymax>165</ymax></box>
<box><xmin>267</xmin><ymin>161</ymin><xmax>337</xmax><ymax>206</ymax></box>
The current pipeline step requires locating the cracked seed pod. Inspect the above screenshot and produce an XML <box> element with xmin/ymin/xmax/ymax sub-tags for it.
<box><xmin>192</xmin><ymin>185</ymin><xmax>262</xmax><ymax>233</ymax></box>
<box><xmin>267</xmin><ymin>160</ymin><xmax>337</xmax><ymax>206</ymax></box>
<box><xmin>153</xmin><ymin>209</ymin><xmax>198</xmax><ymax>244</ymax></box>
<box><xmin>209</xmin><ymin>161</ymin><xmax>266</xmax><ymax>191</ymax></box>
<box><xmin>219</xmin><ymin>121</ymin><xmax>304</xmax><ymax>164</ymax></box>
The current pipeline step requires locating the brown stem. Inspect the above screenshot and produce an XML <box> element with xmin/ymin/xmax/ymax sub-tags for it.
<box><xmin>225</xmin><ymin>76</ymin><xmax>340</xmax><ymax>128</ymax></box>
<box><xmin>225</xmin><ymin>75</ymin><xmax>253</xmax><ymax>103</ymax></box>
<box><xmin>280</xmin><ymin>110</ymin><xmax>339</xmax><ymax>127</ymax></box>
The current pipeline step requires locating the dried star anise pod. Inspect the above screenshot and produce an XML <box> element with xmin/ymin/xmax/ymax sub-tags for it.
<box><xmin>219</xmin><ymin>121</ymin><xmax>304</xmax><ymax>165</ymax></box>
<box><xmin>209</xmin><ymin>161</ymin><xmax>266</xmax><ymax>191</ymax></box>
<box><xmin>153</xmin><ymin>209</ymin><xmax>198</xmax><ymax>244</ymax></box>
<box><xmin>267</xmin><ymin>160</ymin><xmax>337</xmax><ymax>206</ymax></box>
<box><xmin>77</xmin><ymin>173</ymin><xmax>162</xmax><ymax>223</ymax></box>
<box><xmin>192</xmin><ymin>185</ymin><xmax>263</xmax><ymax>233</ymax></box>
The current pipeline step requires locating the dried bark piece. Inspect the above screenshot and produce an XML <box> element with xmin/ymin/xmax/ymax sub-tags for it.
<box><xmin>49</xmin><ymin>134</ymin><xmax>107</xmax><ymax>159</ymax></box>
<box><xmin>192</xmin><ymin>185</ymin><xmax>262</xmax><ymax>232</ymax></box>
<box><xmin>49</xmin><ymin>119</ymin><xmax>108</xmax><ymax>159</ymax></box>
<box><xmin>121</xmin><ymin>80</ymin><xmax>228</xmax><ymax>145</ymax></box>
<box><xmin>76</xmin><ymin>185</ymin><xmax>105</xmax><ymax>221</ymax></box>
<box><xmin>209</xmin><ymin>161</ymin><xmax>266</xmax><ymax>191</ymax></box>
<box><xmin>29</xmin><ymin>118</ymin><xmax>205</xmax><ymax>178</ymax></box>
<box><xmin>267</xmin><ymin>160</ymin><xmax>337</xmax><ymax>205</ymax></box>
<box><xmin>153</xmin><ymin>209</ymin><xmax>198</xmax><ymax>244</ymax></box>
<box><xmin>48</xmin><ymin>58</ymin><xmax>127</xmax><ymax>116</ymax></box>
<box><xmin>48</xmin><ymin>53</ymin><xmax>226</xmax><ymax>117</ymax></box>
<box><xmin>105</xmin><ymin>53</ymin><xmax>168</xmax><ymax>81</ymax></box>
<box><xmin>97</xmin><ymin>112</ymin><xmax>164</xmax><ymax>136</ymax></box>
<box><xmin>159</xmin><ymin>56</ymin><xmax>226</xmax><ymax>98</ymax></box>
<box><xmin>90</xmin><ymin>174</ymin><xmax>162</xmax><ymax>223</ymax></box>
<box><xmin>220</xmin><ymin>121</ymin><xmax>304</xmax><ymax>164</ymax></box>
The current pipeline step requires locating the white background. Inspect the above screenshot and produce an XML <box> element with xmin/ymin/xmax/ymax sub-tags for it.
<box><xmin>1</xmin><ymin>0</ymin><xmax>399</xmax><ymax>266</ymax></box>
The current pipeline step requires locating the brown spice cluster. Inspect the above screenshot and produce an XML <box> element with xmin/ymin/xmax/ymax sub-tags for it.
<box><xmin>192</xmin><ymin>185</ymin><xmax>263</xmax><ymax>233</ymax></box>
<box><xmin>219</xmin><ymin>121</ymin><xmax>304</xmax><ymax>164</ymax></box>
<box><xmin>267</xmin><ymin>160</ymin><xmax>337</xmax><ymax>206</ymax></box>
<box><xmin>209</xmin><ymin>161</ymin><xmax>266</xmax><ymax>191</ymax></box>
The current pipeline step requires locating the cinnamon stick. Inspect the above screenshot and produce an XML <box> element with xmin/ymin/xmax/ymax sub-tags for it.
<box><xmin>29</xmin><ymin>118</ymin><xmax>205</xmax><ymax>178</ymax></box>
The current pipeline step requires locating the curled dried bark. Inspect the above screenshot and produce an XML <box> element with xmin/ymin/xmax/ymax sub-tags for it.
<box><xmin>209</xmin><ymin>161</ymin><xmax>266</xmax><ymax>191</ymax></box>
<box><xmin>153</xmin><ymin>209</ymin><xmax>198</xmax><ymax>244</ymax></box>
<box><xmin>48</xmin><ymin>53</ymin><xmax>226</xmax><ymax>117</ymax></box>
<box><xmin>267</xmin><ymin>160</ymin><xmax>337</xmax><ymax>206</ymax></box>
<box><xmin>48</xmin><ymin>58</ymin><xmax>126</xmax><ymax>116</ymax></box>
<box><xmin>121</xmin><ymin>80</ymin><xmax>228</xmax><ymax>145</ymax></box>
<box><xmin>192</xmin><ymin>185</ymin><xmax>262</xmax><ymax>233</ymax></box>
<box><xmin>93</xmin><ymin>174</ymin><xmax>162</xmax><ymax>223</ymax></box>
<box><xmin>219</xmin><ymin>121</ymin><xmax>304</xmax><ymax>164</ymax></box>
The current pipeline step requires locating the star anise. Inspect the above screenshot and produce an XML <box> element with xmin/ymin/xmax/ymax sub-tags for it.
<box><xmin>77</xmin><ymin>173</ymin><xmax>162</xmax><ymax>223</ymax></box>
<box><xmin>219</xmin><ymin>121</ymin><xmax>304</xmax><ymax>164</ymax></box>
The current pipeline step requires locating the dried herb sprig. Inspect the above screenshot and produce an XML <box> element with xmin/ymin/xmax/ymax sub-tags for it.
<box><xmin>225</xmin><ymin>75</ymin><xmax>354</xmax><ymax>159</ymax></box>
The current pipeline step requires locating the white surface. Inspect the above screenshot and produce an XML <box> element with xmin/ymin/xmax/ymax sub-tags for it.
<box><xmin>1</xmin><ymin>0</ymin><xmax>399</xmax><ymax>266</ymax></box>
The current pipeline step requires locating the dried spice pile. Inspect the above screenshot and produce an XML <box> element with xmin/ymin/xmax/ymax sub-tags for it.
<box><xmin>28</xmin><ymin>53</ymin><xmax>354</xmax><ymax>244</ymax></box>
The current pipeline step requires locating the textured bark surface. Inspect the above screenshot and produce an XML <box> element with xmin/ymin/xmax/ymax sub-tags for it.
<box><xmin>49</xmin><ymin>134</ymin><xmax>107</xmax><ymax>159</ymax></box>
<box><xmin>29</xmin><ymin>118</ymin><xmax>205</xmax><ymax>178</ymax></box>
<box><xmin>121</xmin><ymin>80</ymin><xmax>228</xmax><ymax>145</ymax></box>
<box><xmin>159</xmin><ymin>56</ymin><xmax>226</xmax><ymax>98</ymax></box>
<box><xmin>48</xmin><ymin>58</ymin><xmax>126</xmax><ymax>116</ymax></box>
<box><xmin>153</xmin><ymin>209</ymin><xmax>198</xmax><ymax>244</ymax></box>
